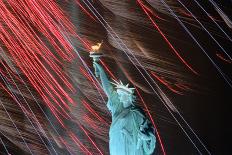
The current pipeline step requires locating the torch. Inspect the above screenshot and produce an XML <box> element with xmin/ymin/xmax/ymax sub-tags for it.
<box><xmin>90</xmin><ymin>41</ymin><xmax>103</xmax><ymax>77</ymax></box>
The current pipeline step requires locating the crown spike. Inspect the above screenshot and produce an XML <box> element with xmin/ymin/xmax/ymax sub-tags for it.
<box><xmin>111</xmin><ymin>79</ymin><xmax>134</xmax><ymax>94</ymax></box>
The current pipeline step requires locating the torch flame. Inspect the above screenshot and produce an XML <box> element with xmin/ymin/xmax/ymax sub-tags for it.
<box><xmin>91</xmin><ymin>41</ymin><xmax>103</xmax><ymax>52</ymax></box>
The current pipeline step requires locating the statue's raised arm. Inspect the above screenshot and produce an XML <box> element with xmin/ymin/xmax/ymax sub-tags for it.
<box><xmin>93</xmin><ymin>61</ymin><xmax>114</xmax><ymax>97</ymax></box>
<box><xmin>89</xmin><ymin>42</ymin><xmax>114</xmax><ymax>98</ymax></box>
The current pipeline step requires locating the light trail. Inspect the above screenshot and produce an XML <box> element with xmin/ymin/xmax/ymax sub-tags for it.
<box><xmin>1</xmin><ymin>60</ymin><xmax>58</xmax><ymax>155</ymax></box>
<box><xmin>177</xmin><ymin>0</ymin><xmax>232</xmax><ymax>60</ymax></box>
<box><xmin>137</xmin><ymin>0</ymin><xmax>198</xmax><ymax>75</ymax></box>
<box><xmin>100</xmin><ymin>60</ymin><xmax>117</xmax><ymax>81</ymax></box>
<box><xmin>79</xmin><ymin>66</ymin><xmax>104</xmax><ymax>95</ymax></box>
<box><xmin>79</xmin><ymin>125</ymin><xmax>104</xmax><ymax>155</ymax></box>
<box><xmin>138</xmin><ymin>1</ymin><xmax>165</xmax><ymax>21</ymax></box>
<box><xmin>82</xmin><ymin>100</ymin><xmax>109</xmax><ymax>125</ymax></box>
<box><xmin>0</xmin><ymin>131</ymin><xmax>10</xmax><ymax>155</ymax></box>
<box><xmin>0</xmin><ymin>0</ymin><xmax>110</xmax><ymax>154</ymax></box>
<box><xmin>193</xmin><ymin>0</ymin><xmax>232</xmax><ymax>42</ymax></box>
<box><xmin>155</xmin><ymin>0</ymin><xmax>217</xmax><ymax>153</ymax></box>
<box><xmin>157</xmin><ymin>0</ymin><xmax>232</xmax><ymax>89</ymax></box>
<box><xmin>69</xmin><ymin>131</ymin><xmax>93</xmax><ymax>155</ymax></box>
<box><xmin>208</xmin><ymin>0</ymin><xmax>232</xmax><ymax>29</ymax></box>
<box><xmin>59</xmin><ymin>136</ymin><xmax>76</xmax><ymax>155</ymax></box>
<box><xmin>1</xmin><ymin>46</ymin><xmax>74</xmax><ymax>154</ymax></box>
<box><xmin>0</xmin><ymin>3</ymin><xmax>75</xmax><ymax>117</ymax></box>
<box><xmin>0</xmin><ymin>23</ymin><xmax>73</xmax><ymax>128</ymax></box>
<box><xmin>75</xmin><ymin>0</ymin><xmax>96</xmax><ymax>21</ymax></box>
<box><xmin>0</xmin><ymin>94</ymin><xmax>33</xmax><ymax>154</ymax></box>
<box><xmin>82</xmin><ymin>114</ymin><xmax>102</xmax><ymax>133</ymax></box>
<box><xmin>150</xmin><ymin>71</ymin><xmax>183</xmax><ymax>95</ymax></box>
<box><xmin>0</xmin><ymin>71</ymin><xmax>55</xmax><ymax>155</ymax></box>
<box><xmin>0</xmin><ymin>1</ymin><xmax>96</xmax><ymax>153</ymax></box>
<box><xmin>216</xmin><ymin>53</ymin><xmax>232</xmax><ymax>64</ymax></box>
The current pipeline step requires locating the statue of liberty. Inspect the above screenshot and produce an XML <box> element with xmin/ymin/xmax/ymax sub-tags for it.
<box><xmin>90</xmin><ymin>44</ymin><xmax>156</xmax><ymax>155</ymax></box>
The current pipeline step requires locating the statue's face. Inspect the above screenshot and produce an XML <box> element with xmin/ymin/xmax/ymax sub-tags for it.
<box><xmin>117</xmin><ymin>89</ymin><xmax>132</xmax><ymax>108</ymax></box>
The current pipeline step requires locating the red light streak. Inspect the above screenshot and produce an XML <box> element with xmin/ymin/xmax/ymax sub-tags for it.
<box><xmin>137</xmin><ymin>0</ymin><xmax>198</xmax><ymax>75</ymax></box>
<box><xmin>136</xmin><ymin>0</ymin><xmax>165</xmax><ymax>20</ymax></box>
<box><xmin>100</xmin><ymin>60</ymin><xmax>117</xmax><ymax>81</ymax></box>
<box><xmin>82</xmin><ymin>114</ymin><xmax>101</xmax><ymax>133</ymax></box>
<box><xmin>79</xmin><ymin>125</ymin><xmax>104</xmax><ymax>155</ymax></box>
<box><xmin>75</xmin><ymin>0</ymin><xmax>96</xmax><ymax>21</ymax></box>
<box><xmin>82</xmin><ymin>100</ymin><xmax>109</xmax><ymax>126</ymax></box>
<box><xmin>79</xmin><ymin>66</ymin><xmax>104</xmax><ymax>94</ymax></box>
<box><xmin>69</xmin><ymin>132</ymin><xmax>93</xmax><ymax>155</ymax></box>
<box><xmin>216</xmin><ymin>53</ymin><xmax>232</xmax><ymax>64</ymax></box>
<box><xmin>59</xmin><ymin>137</ymin><xmax>76</xmax><ymax>155</ymax></box>
<box><xmin>150</xmin><ymin>71</ymin><xmax>183</xmax><ymax>95</ymax></box>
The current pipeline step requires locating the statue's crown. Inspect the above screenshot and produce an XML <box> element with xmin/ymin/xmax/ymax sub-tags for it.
<box><xmin>111</xmin><ymin>79</ymin><xmax>135</xmax><ymax>94</ymax></box>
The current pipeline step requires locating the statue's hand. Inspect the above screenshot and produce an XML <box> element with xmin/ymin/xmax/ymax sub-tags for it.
<box><xmin>137</xmin><ymin>131</ymin><xmax>149</xmax><ymax>149</ymax></box>
<box><xmin>138</xmin><ymin>130</ymin><xmax>156</xmax><ymax>154</ymax></box>
<box><xmin>138</xmin><ymin>131</ymin><xmax>150</xmax><ymax>141</ymax></box>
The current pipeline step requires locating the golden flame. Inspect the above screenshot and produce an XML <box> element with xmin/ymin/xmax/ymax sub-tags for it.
<box><xmin>91</xmin><ymin>41</ymin><xmax>103</xmax><ymax>51</ymax></box>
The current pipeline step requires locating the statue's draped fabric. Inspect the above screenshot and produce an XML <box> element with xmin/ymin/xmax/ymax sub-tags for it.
<box><xmin>107</xmin><ymin>91</ymin><xmax>156</xmax><ymax>155</ymax></box>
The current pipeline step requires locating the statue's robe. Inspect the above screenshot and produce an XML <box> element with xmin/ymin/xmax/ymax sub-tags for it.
<box><xmin>107</xmin><ymin>91</ymin><xmax>156</xmax><ymax>155</ymax></box>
